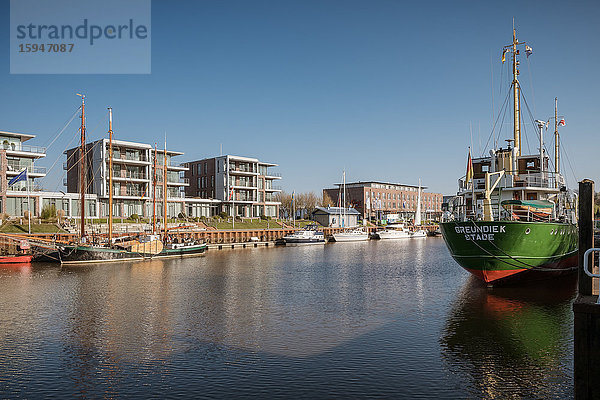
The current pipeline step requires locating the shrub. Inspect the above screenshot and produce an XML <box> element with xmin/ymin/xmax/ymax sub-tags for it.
<box><xmin>218</xmin><ymin>211</ymin><xmax>228</xmax><ymax>219</ymax></box>
<box><xmin>41</xmin><ymin>204</ymin><xmax>57</xmax><ymax>220</ymax></box>
<box><xmin>128</xmin><ymin>213</ymin><xmax>140</xmax><ymax>221</ymax></box>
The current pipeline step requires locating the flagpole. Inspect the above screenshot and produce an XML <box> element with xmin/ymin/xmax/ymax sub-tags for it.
<box><xmin>292</xmin><ymin>192</ymin><xmax>296</xmax><ymax>228</ymax></box>
<box><xmin>26</xmin><ymin>167</ymin><xmax>31</xmax><ymax>234</ymax></box>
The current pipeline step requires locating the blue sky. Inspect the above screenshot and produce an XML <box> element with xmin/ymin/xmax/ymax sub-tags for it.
<box><xmin>1</xmin><ymin>0</ymin><xmax>599</xmax><ymax>195</ymax></box>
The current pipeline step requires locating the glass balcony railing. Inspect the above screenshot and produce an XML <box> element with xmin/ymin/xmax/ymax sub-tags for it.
<box><xmin>3</xmin><ymin>144</ymin><xmax>46</xmax><ymax>154</ymax></box>
<box><xmin>112</xmin><ymin>171</ymin><xmax>148</xmax><ymax>180</ymax></box>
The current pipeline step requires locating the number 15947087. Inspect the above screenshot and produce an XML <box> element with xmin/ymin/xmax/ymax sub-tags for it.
<box><xmin>19</xmin><ymin>43</ymin><xmax>74</xmax><ymax>53</ymax></box>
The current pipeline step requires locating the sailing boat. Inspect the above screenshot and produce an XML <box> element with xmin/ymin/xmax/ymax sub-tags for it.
<box><xmin>332</xmin><ymin>171</ymin><xmax>369</xmax><ymax>242</ymax></box>
<box><xmin>411</xmin><ymin>179</ymin><xmax>427</xmax><ymax>238</ymax></box>
<box><xmin>57</xmin><ymin>98</ymin><xmax>164</xmax><ymax>263</ymax></box>
<box><xmin>439</xmin><ymin>28</ymin><xmax>578</xmax><ymax>285</ymax></box>
<box><xmin>56</xmin><ymin>99</ymin><xmax>206</xmax><ymax>264</ymax></box>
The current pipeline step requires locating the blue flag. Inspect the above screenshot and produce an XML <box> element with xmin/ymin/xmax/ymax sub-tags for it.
<box><xmin>8</xmin><ymin>168</ymin><xmax>27</xmax><ymax>186</ymax></box>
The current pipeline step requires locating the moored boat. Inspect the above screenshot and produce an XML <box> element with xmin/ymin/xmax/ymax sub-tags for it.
<box><xmin>410</xmin><ymin>229</ymin><xmax>428</xmax><ymax>238</ymax></box>
<box><xmin>332</xmin><ymin>228</ymin><xmax>369</xmax><ymax>242</ymax></box>
<box><xmin>440</xmin><ymin>28</ymin><xmax>578</xmax><ymax>285</ymax></box>
<box><xmin>0</xmin><ymin>255</ymin><xmax>32</xmax><ymax>263</ymax></box>
<box><xmin>331</xmin><ymin>171</ymin><xmax>369</xmax><ymax>242</ymax></box>
<box><xmin>374</xmin><ymin>224</ymin><xmax>411</xmax><ymax>240</ymax></box>
<box><xmin>283</xmin><ymin>225</ymin><xmax>326</xmax><ymax>245</ymax></box>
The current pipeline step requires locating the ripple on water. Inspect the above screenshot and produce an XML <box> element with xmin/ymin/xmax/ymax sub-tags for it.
<box><xmin>0</xmin><ymin>239</ymin><xmax>575</xmax><ymax>398</ymax></box>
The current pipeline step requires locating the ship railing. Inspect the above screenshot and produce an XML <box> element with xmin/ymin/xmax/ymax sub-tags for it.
<box><xmin>583</xmin><ymin>248</ymin><xmax>600</xmax><ymax>304</ymax></box>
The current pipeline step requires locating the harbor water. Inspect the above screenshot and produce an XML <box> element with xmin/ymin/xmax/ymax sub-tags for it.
<box><xmin>0</xmin><ymin>238</ymin><xmax>574</xmax><ymax>398</ymax></box>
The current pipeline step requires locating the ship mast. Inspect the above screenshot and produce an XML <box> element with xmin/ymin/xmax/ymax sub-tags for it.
<box><xmin>163</xmin><ymin>142</ymin><xmax>168</xmax><ymax>239</ymax></box>
<box><xmin>77</xmin><ymin>93</ymin><xmax>86</xmax><ymax>241</ymax></box>
<box><xmin>511</xmin><ymin>28</ymin><xmax>521</xmax><ymax>158</ymax></box>
<box><xmin>108</xmin><ymin>107</ymin><xmax>113</xmax><ymax>243</ymax></box>
<box><xmin>554</xmin><ymin>97</ymin><xmax>560</xmax><ymax>176</ymax></box>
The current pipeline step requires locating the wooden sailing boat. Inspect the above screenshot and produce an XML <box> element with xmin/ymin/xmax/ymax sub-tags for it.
<box><xmin>57</xmin><ymin>98</ymin><xmax>163</xmax><ymax>264</ymax></box>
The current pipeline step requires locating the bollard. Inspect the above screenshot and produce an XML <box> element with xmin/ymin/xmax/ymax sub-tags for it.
<box><xmin>578</xmin><ymin>179</ymin><xmax>595</xmax><ymax>295</ymax></box>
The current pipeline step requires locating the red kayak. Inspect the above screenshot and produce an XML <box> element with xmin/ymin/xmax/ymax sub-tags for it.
<box><xmin>0</xmin><ymin>255</ymin><xmax>32</xmax><ymax>263</ymax></box>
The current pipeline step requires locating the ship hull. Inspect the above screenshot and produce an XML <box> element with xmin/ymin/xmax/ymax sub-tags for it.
<box><xmin>440</xmin><ymin>221</ymin><xmax>578</xmax><ymax>285</ymax></box>
<box><xmin>57</xmin><ymin>243</ymin><xmax>207</xmax><ymax>264</ymax></box>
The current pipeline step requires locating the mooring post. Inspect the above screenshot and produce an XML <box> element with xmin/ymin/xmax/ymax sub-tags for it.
<box><xmin>574</xmin><ymin>179</ymin><xmax>597</xmax><ymax>400</ymax></box>
<box><xmin>578</xmin><ymin>179</ymin><xmax>595</xmax><ymax>295</ymax></box>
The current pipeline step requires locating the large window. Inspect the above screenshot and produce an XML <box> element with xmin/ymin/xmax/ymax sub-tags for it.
<box><xmin>6</xmin><ymin>197</ymin><xmax>31</xmax><ymax>216</ymax></box>
<box><xmin>42</xmin><ymin>198</ymin><xmax>70</xmax><ymax>214</ymax></box>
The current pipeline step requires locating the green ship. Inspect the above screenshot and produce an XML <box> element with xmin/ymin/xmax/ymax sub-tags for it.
<box><xmin>440</xmin><ymin>28</ymin><xmax>578</xmax><ymax>285</ymax></box>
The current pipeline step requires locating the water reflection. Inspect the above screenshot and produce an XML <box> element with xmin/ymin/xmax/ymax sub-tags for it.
<box><xmin>0</xmin><ymin>240</ymin><xmax>576</xmax><ymax>398</ymax></box>
<box><xmin>440</xmin><ymin>275</ymin><xmax>576</xmax><ymax>399</ymax></box>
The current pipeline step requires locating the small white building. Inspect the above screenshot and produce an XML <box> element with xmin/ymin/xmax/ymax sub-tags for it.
<box><xmin>312</xmin><ymin>206</ymin><xmax>360</xmax><ymax>228</ymax></box>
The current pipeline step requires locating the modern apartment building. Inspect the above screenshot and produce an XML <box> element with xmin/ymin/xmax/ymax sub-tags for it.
<box><xmin>65</xmin><ymin>138</ymin><xmax>195</xmax><ymax>218</ymax></box>
<box><xmin>183</xmin><ymin>155</ymin><xmax>282</xmax><ymax>218</ymax></box>
<box><xmin>323</xmin><ymin>181</ymin><xmax>443</xmax><ymax>221</ymax></box>
<box><xmin>0</xmin><ymin>130</ymin><xmax>47</xmax><ymax>216</ymax></box>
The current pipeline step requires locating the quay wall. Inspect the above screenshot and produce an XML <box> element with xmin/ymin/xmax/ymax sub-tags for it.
<box><xmin>0</xmin><ymin>224</ymin><xmax>439</xmax><ymax>249</ymax></box>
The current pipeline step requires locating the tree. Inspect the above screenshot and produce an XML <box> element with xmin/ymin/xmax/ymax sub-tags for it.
<box><xmin>274</xmin><ymin>191</ymin><xmax>293</xmax><ymax>218</ymax></box>
<box><xmin>321</xmin><ymin>191</ymin><xmax>335</xmax><ymax>208</ymax></box>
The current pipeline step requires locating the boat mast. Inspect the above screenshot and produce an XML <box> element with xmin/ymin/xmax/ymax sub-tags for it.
<box><xmin>153</xmin><ymin>144</ymin><xmax>157</xmax><ymax>234</ymax></box>
<box><xmin>108</xmin><ymin>107</ymin><xmax>113</xmax><ymax>243</ymax></box>
<box><xmin>554</xmin><ymin>97</ymin><xmax>560</xmax><ymax>177</ymax></box>
<box><xmin>77</xmin><ymin>93</ymin><xmax>86</xmax><ymax>241</ymax></box>
<box><xmin>163</xmin><ymin>143</ymin><xmax>168</xmax><ymax>239</ymax></box>
<box><xmin>511</xmin><ymin>28</ymin><xmax>521</xmax><ymax>158</ymax></box>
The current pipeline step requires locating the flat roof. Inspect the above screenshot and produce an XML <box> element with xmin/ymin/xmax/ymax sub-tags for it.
<box><xmin>187</xmin><ymin>155</ymin><xmax>277</xmax><ymax>166</ymax></box>
<box><xmin>65</xmin><ymin>138</ymin><xmax>185</xmax><ymax>156</ymax></box>
<box><xmin>0</xmin><ymin>130</ymin><xmax>35</xmax><ymax>142</ymax></box>
<box><xmin>332</xmin><ymin>181</ymin><xmax>427</xmax><ymax>190</ymax></box>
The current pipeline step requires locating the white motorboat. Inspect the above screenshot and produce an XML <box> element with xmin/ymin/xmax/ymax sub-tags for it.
<box><xmin>410</xmin><ymin>229</ymin><xmax>428</xmax><ymax>238</ymax></box>
<box><xmin>283</xmin><ymin>225</ymin><xmax>326</xmax><ymax>246</ymax></box>
<box><xmin>374</xmin><ymin>224</ymin><xmax>411</xmax><ymax>240</ymax></box>
<box><xmin>332</xmin><ymin>228</ymin><xmax>369</xmax><ymax>242</ymax></box>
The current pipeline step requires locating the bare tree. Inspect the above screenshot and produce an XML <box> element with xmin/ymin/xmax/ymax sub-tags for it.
<box><xmin>275</xmin><ymin>191</ymin><xmax>293</xmax><ymax>218</ymax></box>
<box><xmin>321</xmin><ymin>191</ymin><xmax>335</xmax><ymax>208</ymax></box>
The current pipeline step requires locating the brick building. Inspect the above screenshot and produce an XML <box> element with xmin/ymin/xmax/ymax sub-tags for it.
<box><xmin>323</xmin><ymin>181</ymin><xmax>443</xmax><ymax>221</ymax></box>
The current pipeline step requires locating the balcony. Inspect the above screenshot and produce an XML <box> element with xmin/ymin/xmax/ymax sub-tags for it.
<box><xmin>167</xmin><ymin>177</ymin><xmax>190</xmax><ymax>186</ymax></box>
<box><xmin>231</xmin><ymin>182</ymin><xmax>258</xmax><ymax>189</ymax></box>
<box><xmin>111</xmin><ymin>171</ymin><xmax>149</xmax><ymax>181</ymax></box>
<box><xmin>3</xmin><ymin>144</ymin><xmax>46</xmax><ymax>156</ymax></box>
<box><xmin>6</xmin><ymin>165</ymin><xmax>46</xmax><ymax>175</ymax></box>
<box><xmin>264</xmin><ymin>171</ymin><xmax>282</xmax><ymax>178</ymax></box>
<box><xmin>265</xmin><ymin>185</ymin><xmax>282</xmax><ymax>191</ymax></box>
<box><xmin>166</xmin><ymin>161</ymin><xmax>188</xmax><ymax>171</ymax></box>
<box><xmin>113</xmin><ymin>155</ymin><xmax>150</xmax><ymax>165</ymax></box>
